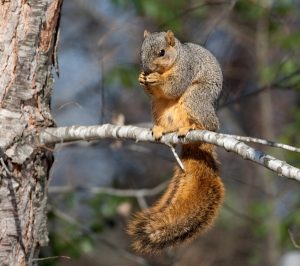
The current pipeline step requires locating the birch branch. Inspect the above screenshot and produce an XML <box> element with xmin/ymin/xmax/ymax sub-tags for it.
<box><xmin>39</xmin><ymin>124</ymin><xmax>300</xmax><ymax>181</ymax></box>
<box><xmin>219</xmin><ymin>133</ymin><xmax>300</xmax><ymax>153</ymax></box>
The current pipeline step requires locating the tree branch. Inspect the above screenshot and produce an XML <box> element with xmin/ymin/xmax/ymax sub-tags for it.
<box><xmin>39</xmin><ymin>124</ymin><xmax>300</xmax><ymax>181</ymax></box>
<box><xmin>219</xmin><ymin>68</ymin><xmax>300</xmax><ymax>108</ymax></box>
<box><xmin>48</xmin><ymin>181</ymin><xmax>168</xmax><ymax>197</ymax></box>
<box><xmin>218</xmin><ymin>133</ymin><xmax>300</xmax><ymax>153</ymax></box>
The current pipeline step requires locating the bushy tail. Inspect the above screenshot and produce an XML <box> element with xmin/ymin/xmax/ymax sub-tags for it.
<box><xmin>127</xmin><ymin>144</ymin><xmax>225</xmax><ymax>254</ymax></box>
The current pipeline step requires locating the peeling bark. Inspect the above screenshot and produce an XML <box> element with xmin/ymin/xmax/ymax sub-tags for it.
<box><xmin>0</xmin><ymin>0</ymin><xmax>62</xmax><ymax>265</ymax></box>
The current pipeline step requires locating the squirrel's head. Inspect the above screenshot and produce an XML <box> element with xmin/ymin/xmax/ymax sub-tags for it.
<box><xmin>141</xmin><ymin>30</ymin><xmax>178</xmax><ymax>75</ymax></box>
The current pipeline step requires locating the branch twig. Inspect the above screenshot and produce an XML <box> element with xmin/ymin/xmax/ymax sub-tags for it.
<box><xmin>219</xmin><ymin>68</ymin><xmax>300</xmax><ymax>108</ymax></box>
<box><xmin>165</xmin><ymin>143</ymin><xmax>185</xmax><ymax>171</ymax></box>
<box><xmin>288</xmin><ymin>229</ymin><xmax>300</xmax><ymax>249</ymax></box>
<box><xmin>49</xmin><ymin>181</ymin><xmax>168</xmax><ymax>197</ymax></box>
<box><xmin>32</xmin><ymin>256</ymin><xmax>71</xmax><ymax>262</ymax></box>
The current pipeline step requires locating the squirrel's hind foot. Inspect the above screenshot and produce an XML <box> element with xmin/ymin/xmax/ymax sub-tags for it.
<box><xmin>176</xmin><ymin>125</ymin><xmax>196</xmax><ymax>138</ymax></box>
<box><xmin>152</xmin><ymin>125</ymin><xmax>167</xmax><ymax>140</ymax></box>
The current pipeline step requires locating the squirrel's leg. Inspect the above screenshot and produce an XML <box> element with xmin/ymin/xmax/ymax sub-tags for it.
<box><xmin>183</xmin><ymin>84</ymin><xmax>220</xmax><ymax>131</ymax></box>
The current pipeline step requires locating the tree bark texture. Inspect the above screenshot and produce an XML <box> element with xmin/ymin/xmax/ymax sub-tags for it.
<box><xmin>0</xmin><ymin>0</ymin><xmax>62</xmax><ymax>265</ymax></box>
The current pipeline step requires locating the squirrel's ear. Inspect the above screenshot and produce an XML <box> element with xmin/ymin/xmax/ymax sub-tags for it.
<box><xmin>165</xmin><ymin>30</ymin><xmax>175</xmax><ymax>46</ymax></box>
<box><xmin>144</xmin><ymin>30</ymin><xmax>150</xmax><ymax>38</ymax></box>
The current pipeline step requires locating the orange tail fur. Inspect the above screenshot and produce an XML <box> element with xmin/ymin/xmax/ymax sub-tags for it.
<box><xmin>127</xmin><ymin>143</ymin><xmax>225</xmax><ymax>254</ymax></box>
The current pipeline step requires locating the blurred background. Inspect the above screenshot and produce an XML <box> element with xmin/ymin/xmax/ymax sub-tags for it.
<box><xmin>42</xmin><ymin>0</ymin><xmax>300</xmax><ymax>265</ymax></box>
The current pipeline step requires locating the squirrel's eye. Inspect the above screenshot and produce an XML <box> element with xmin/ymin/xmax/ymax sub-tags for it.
<box><xmin>159</xmin><ymin>49</ymin><xmax>165</xmax><ymax>56</ymax></box>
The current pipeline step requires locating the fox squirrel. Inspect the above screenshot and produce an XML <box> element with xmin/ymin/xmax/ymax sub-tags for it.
<box><xmin>127</xmin><ymin>30</ymin><xmax>225</xmax><ymax>254</ymax></box>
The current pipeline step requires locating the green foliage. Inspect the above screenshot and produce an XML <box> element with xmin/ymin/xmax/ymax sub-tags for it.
<box><xmin>139</xmin><ymin>0</ymin><xmax>184</xmax><ymax>31</ymax></box>
<box><xmin>248</xmin><ymin>201</ymin><xmax>270</xmax><ymax>238</ymax></box>
<box><xmin>273</xmin><ymin>0</ymin><xmax>295</xmax><ymax>15</ymax></box>
<box><xmin>105</xmin><ymin>64</ymin><xmax>139</xmax><ymax>89</ymax></box>
<box><xmin>279</xmin><ymin>193</ymin><xmax>300</xmax><ymax>248</ymax></box>
<box><xmin>247</xmin><ymin>249</ymin><xmax>262</xmax><ymax>266</ymax></box>
<box><xmin>86</xmin><ymin>193</ymin><xmax>129</xmax><ymax>219</ymax></box>
<box><xmin>51</xmin><ymin>231</ymin><xmax>93</xmax><ymax>258</ymax></box>
<box><xmin>280</xmin><ymin>60</ymin><xmax>300</xmax><ymax>78</ymax></box>
<box><xmin>274</xmin><ymin>32</ymin><xmax>300</xmax><ymax>52</ymax></box>
<box><xmin>260</xmin><ymin>60</ymin><xmax>300</xmax><ymax>88</ymax></box>
<box><xmin>234</xmin><ymin>0</ymin><xmax>264</xmax><ymax>23</ymax></box>
<box><xmin>43</xmin><ymin>194</ymin><xmax>132</xmax><ymax>265</ymax></box>
<box><xmin>39</xmin><ymin>218</ymin><xmax>94</xmax><ymax>266</ymax></box>
<box><xmin>111</xmin><ymin>0</ymin><xmax>211</xmax><ymax>32</ymax></box>
<box><xmin>62</xmin><ymin>191</ymin><xmax>77</xmax><ymax>209</ymax></box>
<box><xmin>281</xmin><ymin>111</ymin><xmax>300</xmax><ymax>166</ymax></box>
<box><xmin>260</xmin><ymin>65</ymin><xmax>277</xmax><ymax>85</ymax></box>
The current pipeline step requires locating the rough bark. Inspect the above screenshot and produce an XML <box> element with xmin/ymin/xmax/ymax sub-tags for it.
<box><xmin>0</xmin><ymin>0</ymin><xmax>62</xmax><ymax>265</ymax></box>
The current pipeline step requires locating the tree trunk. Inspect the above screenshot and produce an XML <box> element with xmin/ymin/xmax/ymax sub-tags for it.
<box><xmin>256</xmin><ymin>2</ymin><xmax>280</xmax><ymax>265</ymax></box>
<box><xmin>0</xmin><ymin>0</ymin><xmax>62</xmax><ymax>265</ymax></box>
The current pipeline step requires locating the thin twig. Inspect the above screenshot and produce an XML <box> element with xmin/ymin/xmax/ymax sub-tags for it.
<box><xmin>57</xmin><ymin>101</ymin><xmax>83</xmax><ymax>110</ymax></box>
<box><xmin>219</xmin><ymin>68</ymin><xmax>300</xmax><ymax>108</ymax></box>
<box><xmin>99</xmin><ymin>44</ymin><xmax>105</xmax><ymax>124</ymax></box>
<box><xmin>165</xmin><ymin>143</ymin><xmax>185</xmax><ymax>171</ymax></box>
<box><xmin>204</xmin><ymin>0</ymin><xmax>236</xmax><ymax>46</ymax></box>
<box><xmin>223</xmin><ymin>203</ymin><xmax>259</xmax><ymax>224</ymax></box>
<box><xmin>49</xmin><ymin>183</ymin><xmax>265</xmax><ymax>228</ymax></box>
<box><xmin>288</xmin><ymin>229</ymin><xmax>300</xmax><ymax>249</ymax></box>
<box><xmin>159</xmin><ymin>1</ymin><xmax>228</xmax><ymax>29</ymax></box>
<box><xmin>32</xmin><ymin>256</ymin><xmax>71</xmax><ymax>262</ymax></box>
<box><xmin>49</xmin><ymin>181</ymin><xmax>168</xmax><ymax>197</ymax></box>
<box><xmin>137</xmin><ymin>196</ymin><xmax>148</xmax><ymax>209</ymax></box>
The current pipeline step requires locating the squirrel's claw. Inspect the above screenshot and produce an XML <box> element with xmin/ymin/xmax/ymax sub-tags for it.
<box><xmin>177</xmin><ymin>125</ymin><xmax>196</xmax><ymax>138</ymax></box>
<box><xmin>152</xmin><ymin>125</ymin><xmax>166</xmax><ymax>140</ymax></box>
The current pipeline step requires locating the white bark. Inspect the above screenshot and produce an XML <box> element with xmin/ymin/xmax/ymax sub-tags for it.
<box><xmin>218</xmin><ymin>133</ymin><xmax>300</xmax><ymax>153</ymax></box>
<box><xmin>39</xmin><ymin>124</ymin><xmax>300</xmax><ymax>181</ymax></box>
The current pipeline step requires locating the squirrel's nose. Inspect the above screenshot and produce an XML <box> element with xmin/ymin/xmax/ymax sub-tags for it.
<box><xmin>142</xmin><ymin>64</ymin><xmax>152</xmax><ymax>75</ymax></box>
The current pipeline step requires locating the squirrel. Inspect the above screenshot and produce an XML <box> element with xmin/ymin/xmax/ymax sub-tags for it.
<box><xmin>127</xmin><ymin>30</ymin><xmax>225</xmax><ymax>254</ymax></box>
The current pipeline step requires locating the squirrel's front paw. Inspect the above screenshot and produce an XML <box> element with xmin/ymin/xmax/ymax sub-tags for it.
<box><xmin>145</xmin><ymin>72</ymin><xmax>162</xmax><ymax>86</ymax></box>
<box><xmin>152</xmin><ymin>125</ymin><xmax>167</xmax><ymax>140</ymax></box>
<box><xmin>138</xmin><ymin>72</ymin><xmax>147</xmax><ymax>86</ymax></box>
